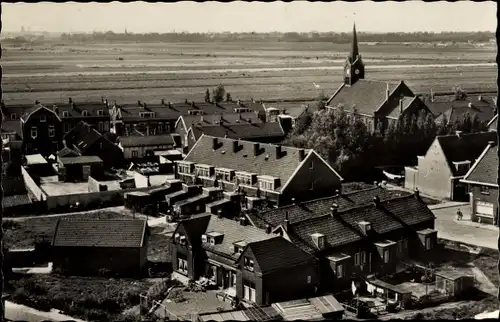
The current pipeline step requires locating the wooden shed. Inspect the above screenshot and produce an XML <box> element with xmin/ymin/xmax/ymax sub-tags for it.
<box><xmin>435</xmin><ymin>269</ymin><xmax>475</xmax><ymax>297</ymax></box>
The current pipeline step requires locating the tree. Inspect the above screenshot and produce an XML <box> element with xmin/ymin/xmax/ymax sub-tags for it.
<box><xmin>225</xmin><ymin>92</ymin><xmax>232</xmax><ymax>102</ymax></box>
<box><xmin>453</xmin><ymin>86</ymin><xmax>467</xmax><ymax>101</ymax></box>
<box><xmin>212</xmin><ymin>85</ymin><xmax>226</xmax><ymax>104</ymax></box>
<box><xmin>204</xmin><ymin>88</ymin><xmax>211</xmax><ymax>103</ymax></box>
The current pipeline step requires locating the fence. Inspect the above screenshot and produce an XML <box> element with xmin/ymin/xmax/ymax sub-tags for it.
<box><xmin>21</xmin><ymin>166</ymin><xmax>46</xmax><ymax>201</ymax></box>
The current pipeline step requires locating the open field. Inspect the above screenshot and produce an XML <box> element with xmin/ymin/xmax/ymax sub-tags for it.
<box><xmin>2</xmin><ymin>41</ymin><xmax>496</xmax><ymax>105</ymax></box>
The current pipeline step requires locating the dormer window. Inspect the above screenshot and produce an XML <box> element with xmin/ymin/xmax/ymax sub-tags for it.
<box><xmin>480</xmin><ymin>186</ymin><xmax>490</xmax><ymax>195</ymax></box>
<box><xmin>195</xmin><ymin>164</ymin><xmax>214</xmax><ymax>178</ymax></box>
<box><xmin>40</xmin><ymin>115</ymin><xmax>46</xmax><ymax>122</ymax></box>
<box><xmin>236</xmin><ymin>171</ymin><xmax>256</xmax><ymax>186</ymax></box>
<box><xmin>10</xmin><ymin>113</ymin><xmax>17</xmax><ymax>120</ymax></box>
<box><xmin>233</xmin><ymin>240</ymin><xmax>247</xmax><ymax>254</ymax></box>
<box><xmin>453</xmin><ymin>160</ymin><xmax>471</xmax><ymax>173</ymax></box>
<box><xmin>215</xmin><ymin>168</ymin><xmax>235</xmax><ymax>182</ymax></box>
<box><xmin>258</xmin><ymin>175</ymin><xmax>279</xmax><ymax>192</ymax></box>
<box><xmin>311</xmin><ymin>233</ymin><xmax>326</xmax><ymax>249</ymax></box>
<box><xmin>82</xmin><ymin>111</ymin><xmax>89</xmax><ymax>117</ymax></box>
<box><xmin>97</xmin><ymin>110</ymin><xmax>104</xmax><ymax>116</ymax></box>
<box><xmin>206</xmin><ymin>232</ymin><xmax>224</xmax><ymax>245</ymax></box>
<box><xmin>62</xmin><ymin>111</ymin><xmax>69</xmax><ymax>117</ymax></box>
<box><xmin>177</xmin><ymin>161</ymin><xmax>194</xmax><ymax>174</ymax></box>
<box><xmin>244</xmin><ymin>257</ymin><xmax>254</xmax><ymax>272</ymax></box>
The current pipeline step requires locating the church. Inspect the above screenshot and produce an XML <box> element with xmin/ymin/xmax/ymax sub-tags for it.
<box><xmin>326</xmin><ymin>24</ymin><xmax>431</xmax><ymax>133</ymax></box>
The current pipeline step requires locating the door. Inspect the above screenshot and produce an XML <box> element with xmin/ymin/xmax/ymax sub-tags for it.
<box><xmin>453</xmin><ymin>181</ymin><xmax>469</xmax><ymax>202</ymax></box>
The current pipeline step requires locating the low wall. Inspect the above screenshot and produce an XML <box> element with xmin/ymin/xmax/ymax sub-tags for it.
<box><xmin>21</xmin><ymin>166</ymin><xmax>46</xmax><ymax>201</ymax></box>
<box><xmin>88</xmin><ymin>176</ymin><xmax>101</xmax><ymax>193</ymax></box>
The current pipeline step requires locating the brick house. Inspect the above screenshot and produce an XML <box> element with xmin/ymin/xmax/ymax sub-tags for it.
<box><xmin>174</xmin><ymin>112</ymin><xmax>262</xmax><ymax>149</ymax></box>
<box><xmin>54</xmin><ymin>98</ymin><xmax>111</xmax><ymax>135</ymax></box>
<box><xmin>176</xmin><ymin>135</ymin><xmax>343</xmax><ymax>206</ymax></box>
<box><xmin>20</xmin><ymin>103</ymin><xmax>63</xmax><ymax>156</ymax></box>
<box><xmin>461</xmin><ymin>142</ymin><xmax>498</xmax><ymax>225</ymax></box>
<box><xmin>183</xmin><ymin>122</ymin><xmax>287</xmax><ymax>153</ymax></box>
<box><xmin>52</xmin><ymin>219</ymin><xmax>149</xmax><ymax>276</ymax></box>
<box><xmin>270</xmin><ymin>193</ymin><xmax>436</xmax><ymax>292</ymax></box>
<box><xmin>404</xmin><ymin>131</ymin><xmax>497</xmax><ymax>201</ymax></box>
<box><xmin>118</xmin><ymin>134</ymin><xmax>176</xmax><ymax>160</ymax></box>
<box><xmin>171</xmin><ymin>213</ymin><xmax>318</xmax><ymax>306</ymax></box>
<box><xmin>63</xmin><ymin>121</ymin><xmax>124</xmax><ymax>168</ymax></box>
<box><xmin>430</xmin><ymin>96</ymin><xmax>497</xmax><ymax>127</ymax></box>
<box><xmin>487</xmin><ymin>114</ymin><xmax>497</xmax><ymax>131</ymax></box>
<box><xmin>326</xmin><ymin>24</ymin><xmax>431</xmax><ymax>133</ymax></box>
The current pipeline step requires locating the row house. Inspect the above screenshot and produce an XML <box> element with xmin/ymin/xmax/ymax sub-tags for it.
<box><xmin>270</xmin><ymin>193</ymin><xmax>437</xmax><ymax>292</ymax></box>
<box><xmin>461</xmin><ymin>141</ymin><xmax>498</xmax><ymax>225</ymax></box>
<box><xmin>404</xmin><ymin>131</ymin><xmax>497</xmax><ymax>201</ymax></box>
<box><xmin>171</xmin><ymin>213</ymin><xmax>318</xmax><ymax>306</ymax></box>
<box><xmin>183</xmin><ymin>122</ymin><xmax>288</xmax><ymax>153</ymax></box>
<box><xmin>110</xmin><ymin>99</ymin><xmax>265</xmax><ymax>137</ymax></box>
<box><xmin>261</xmin><ymin>101</ymin><xmax>310</xmax><ymax>124</ymax></box>
<box><xmin>174</xmin><ymin>112</ymin><xmax>263</xmax><ymax>149</ymax></box>
<box><xmin>175</xmin><ymin>135</ymin><xmax>343</xmax><ymax>206</ymax></box>
<box><xmin>54</xmin><ymin>98</ymin><xmax>111</xmax><ymax>135</ymax></box>
<box><xmin>430</xmin><ymin>96</ymin><xmax>497</xmax><ymax>127</ymax></box>
<box><xmin>326</xmin><ymin>24</ymin><xmax>431</xmax><ymax>133</ymax></box>
<box><xmin>118</xmin><ymin>134</ymin><xmax>177</xmax><ymax>160</ymax></box>
<box><xmin>20</xmin><ymin>103</ymin><xmax>63</xmax><ymax>156</ymax></box>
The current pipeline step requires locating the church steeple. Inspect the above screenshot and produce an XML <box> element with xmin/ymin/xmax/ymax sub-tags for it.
<box><xmin>344</xmin><ymin>22</ymin><xmax>365</xmax><ymax>86</ymax></box>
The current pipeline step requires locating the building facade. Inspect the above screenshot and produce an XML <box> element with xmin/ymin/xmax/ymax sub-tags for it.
<box><xmin>20</xmin><ymin>103</ymin><xmax>63</xmax><ymax>156</ymax></box>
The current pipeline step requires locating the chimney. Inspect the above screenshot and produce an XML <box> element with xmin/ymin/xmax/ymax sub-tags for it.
<box><xmin>191</xmin><ymin>101</ymin><xmax>195</xmax><ymax>107</ymax></box>
<box><xmin>291</xmin><ymin>197</ymin><xmax>296</xmax><ymax>204</ymax></box>
<box><xmin>455</xmin><ymin>130</ymin><xmax>463</xmax><ymax>138</ymax></box>
<box><xmin>161</xmin><ymin>98</ymin><xmax>165</xmax><ymax>105</ymax></box>
<box><xmin>239</xmin><ymin>216</ymin><xmax>247</xmax><ymax>226</ymax></box>
<box><xmin>386</xmin><ymin>83</ymin><xmax>390</xmax><ymax>101</ymax></box>
<box><xmin>478</xmin><ymin>95</ymin><xmax>483</xmax><ymax>101</ymax></box>
<box><xmin>298</xmin><ymin>149</ymin><xmax>305</xmax><ymax>162</ymax></box>
<box><xmin>168</xmin><ymin>102</ymin><xmax>173</xmax><ymax>108</ymax></box>
<box><xmin>265</xmin><ymin>224</ymin><xmax>272</xmax><ymax>234</ymax></box>
<box><xmin>275</xmin><ymin>145</ymin><xmax>282</xmax><ymax>159</ymax></box>
<box><xmin>232</xmin><ymin>140</ymin><xmax>239</xmax><ymax>153</ymax></box>
<box><xmin>212</xmin><ymin>137</ymin><xmax>218</xmax><ymax>150</ymax></box>
<box><xmin>415</xmin><ymin>188</ymin><xmax>420</xmax><ymax>199</ymax></box>
<box><xmin>35</xmin><ymin>100</ymin><xmax>40</xmax><ymax>105</ymax></box>
<box><xmin>284</xmin><ymin>211</ymin><xmax>290</xmax><ymax>231</ymax></box>
<box><xmin>237</xmin><ymin>99</ymin><xmax>241</xmax><ymax>106</ymax></box>
<box><xmin>253</xmin><ymin>143</ymin><xmax>260</xmax><ymax>156</ymax></box>
<box><xmin>335</xmin><ymin>189</ymin><xmax>340</xmax><ymax>196</ymax></box>
<box><xmin>430</xmin><ymin>88</ymin><xmax>435</xmax><ymax>102</ymax></box>
<box><xmin>101</xmin><ymin>96</ymin><xmax>105</xmax><ymax>103</ymax></box>
<box><xmin>373</xmin><ymin>181</ymin><xmax>378</xmax><ymax>187</ymax></box>
<box><xmin>220</xmin><ymin>116</ymin><xmax>224</xmax><ymax>126</ymax></box>
<box><xmin>217</xmin><ymin>209</ymin><xmax>223</xmax><ymax>219</ymax></box>
<box><xmin>185</xmin><ymin>99</ymin><xmax>188</xmax><ymax>104</ymax></box>
<box><xmin>488</xmin><ymin>140</ymin><xmax>495</xmax><ymax>146</ymax></box>
<box><xmin>68</xmin><ymin>97</ymin><xmax>73</xmax><ymax>104</ymax></box>
<box><xmin>330</xmin><ymin>203</ymin><xmax>339</xmax><ymax>217</ymax></box>
<box><xmin>143</xmin><ymin>103</ymin><xmax>148</xmax><ymax>109</ymax></box>
<box><xmin>138</xmin><ymin>100</ymin><xmax>141</xmax><ymax>107</ymax></box>
<box><xmin>201</xmin><ymin>115</ymin><xmax>204</xmax><ymax>123</ymax></box>
<box><xmin>373</xmin><ymin>196</ymin><xmax>381</xmax><ymax>207</ymax></box>
<box><xmin>399</xmin><ymin>98</ymin><xmax>404</xmax><ymax>113</ymax></box>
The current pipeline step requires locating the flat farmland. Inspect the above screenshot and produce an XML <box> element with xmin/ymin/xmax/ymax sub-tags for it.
<box><xmin>1</xmin><ymin>41</ymin><xmax>496</xmax><ymax>105</ymax></box>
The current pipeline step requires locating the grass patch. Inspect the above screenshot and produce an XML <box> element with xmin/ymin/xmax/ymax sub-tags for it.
<box><xmin>473</xmin><ymin>254</ymin><xmax>499</xmax><ymax>286</ymax></box>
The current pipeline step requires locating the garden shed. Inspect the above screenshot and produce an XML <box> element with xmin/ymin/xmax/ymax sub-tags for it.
<box><xmin>435</xmin><ymin>269</ymin><xmax>474</xmax><ymax>297</ymax></box>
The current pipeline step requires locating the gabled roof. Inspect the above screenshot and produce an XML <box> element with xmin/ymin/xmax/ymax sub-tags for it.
<box><xmin>59</xmin><ymin>155</ymin><xmax>103</xmax><ymax>165</ymax></box>
<box><xmin>55</xmin><ymin>101</ymin><xmax>109</xmax><ymax>118</ymax></box>
<box><xmin>435</xmin><ymin>131</ymin><xmax>497</xmax><ymax>176</ymax></box>
<box><xmin>57</xmin><ymin>146</ymin><xmax>81</xmax><ymax>158</ymax></box>
<box><xmin>386</xmin><ymin>96</ymin><xmax>418</xmax><ymax>119</ymax></box>
<box><xmin>177</xmin><ymin>112</ymin><xmax>262</xmax><ymax>130</ymax></box>
<box><xmin>434</xmin><ymin>103</ymin><xmax>496</xmax><ymax>124</ymax></box>
<box><xmin>119</xmin><ymin>134</ymin><xmax>175</xmax><ymax>148</ymax></box>
<box><xmin>64</xmin><ymin>121</ymin><xmax>106</xmax><ymax>153</ymax></box>
<box><xmin>201</xmin><ymin>215</ymin><xmax>274</xmax><ymax>259</ymax></box>
<box><xmin>462</xmin><ymin>142</ymin><xmax>498</xmax><ymax>186</ymax></box>
<box><xmin>487</xmin><ymin>114</ymin><xmax>497</xmax><ymax>130</ymax></box>
<box><xmin>190</xmin><ymin>123</ymin><xmax>285</xmax><ymax>141</ymax></box>
<box><xmin>241</xmin><ymin>236</ymin><xmax>316</xmax><ymax>275</ymax></box>
<box><xmin>286</xmin><ymin>194</ymin><xmax>435</xmax><ymax>253</ymax></box>
<box><xmin>426</xmin><ymin>96</ymin><xmax>496</xmax><ymax>118</ymax></box>
<box><xmin>175</xmin><ymin>213</ymin><xmax>212</xmax><ymax>246</ymax></box>
<box><xmin>248</xmin><ymin>187</ymin><xmax>411</xmax><ymax>230</ymax></box>
<box><xmin>326</xmin><ymin>80</ymin><xmax>399</xmax><ymax>115</ymax></box>
<box><xmin>183</xmin><ymin>135</ymin><xmax>317</xmax><ymax>193</ymax></box>
<box><xmin>20</xmin><ymin>103</ymin><xmax>61</xmax><ymax>123</ymax></box>
<box><xmin>52</xmin><ymin>219</ymin><xmax>148</xmax><ymax>248</ymax></box>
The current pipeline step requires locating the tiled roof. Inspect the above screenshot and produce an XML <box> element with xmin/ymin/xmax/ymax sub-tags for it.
<box><xmin>2</xmin><ymin>176</ymin><xmax>28</xmax><ymax>196</ymax></box>
<box><xmin>426</xmin><ymin>97</ymin><xmax>496</xmax><ymax>117</ymax></box>
<box><xmin>52</xmin><ymin>219</ymin><xmax>148</xmax><ymax>248</ymax></box>
<box><xmin>434</xmin><ymin>104</ymin><xmax>496</xmax><ymax>124</ymax></box>
<box><xmin>177</xmin><ymin>213</ymin><xmax>212</xmax><ymax>245</ymax></box>
<box><xmin>3</xmin><ymin>194</ymin><xmax>32</xmax><ymax>208</ymax></box>
<box><xmin>64</xmin><ymin>121</ymin><xmax>105</xmax><ymax>153</ymax></box>
<box><xmin>21</xmin><ymin>103</ymin><xmax>61</xmax><ymax>122</ymax></box>
<box><xmin>56</xmin><ymin>101</ymin><xmax>109</xmax><ymax>118</ymax></box>
<box><xmin>57</xmin><ymin>146</ymin><xmax>81</xmax><ymax>158</ymax></box>
<box><xmin>326</xmin><ymin>80</ymin><xmax>399</xmax><ymax>115</ymax></box>
<box><xmin>249</xmin><ymin>187</ymin><xmax>411</xmax><ymax>229</ymax></box>
<box><xmin>245</xmin><ymin>236</ymin><xmax>316</xmax><ymax>275</ymax></box>
<box><xmin>262</xmin><ymin>102</ymin><xmax>311</xmax><ymax>118</ymax></box>
<box><xmin>436</xmin><ymin>131</ymin><xmax>497</xmax><ymax>176</ymax></box>
<box><xmin>463</xmin><ymin>143</ymin><xmax>498</xmax><ymax>185</ymax></box>
<box><xmin>179</xmin><ymin>112</ymin><xmax>262</xmax><ymax>129</ymax></box>
<box><xmin>59</xmin><ymin>155</ymin><xmax>103</xmax><ymax>165</ymax></box>
<box><xmin>386</xmin><ymin>96</ymin><xmax>417</xmax><ymax>118</ymax></box>
<box><xmin>119</xmin><ymin>134</ymin><xmax>175</xmax><ymax>147</ymax></box>
<box><xmin>183</xmin><ymin>135</ymin><xmax>313</xmax><ymax>193</ymax></box>
<box><xmin>202</xmin><ymin>215</ymin><xmax>274</xmax><ymax>259</ymax></box>
<box><xmin>287</xmin><ymin>194</ymin><xmax>435</xmax><ymax>253</ymax></box>
<box><xmin>191</xmin><ymin>123</ymin><xmax>285</xmax><ymax>141</ymax></box>
<box><xmin>1</xmin><ymin>120</ymin><xmax>22</xmax><ymax>137</ymax></box>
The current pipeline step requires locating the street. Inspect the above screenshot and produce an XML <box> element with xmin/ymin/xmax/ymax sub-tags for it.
<box><xmin>5</xmin><ymin>301</ymin><xmax>85</xmax><ymax>322</ymax></box>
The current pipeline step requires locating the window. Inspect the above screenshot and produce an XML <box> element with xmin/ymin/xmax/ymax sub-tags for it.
<box><xmin>403</xmin><ymin>239</ymin><xmax>408</xmax><ymax>250</ymax></box>
<box><xmin>177</xmin><ymin>253</ymin><xmax>188</xmax><ymax>275</ymax></box>
<box><xmin>244</xmin><ymin>257</ymin><xmax>254</xmax><ymax>272</ymax></box>
<box><xmin>259</xmin><ymin>179</ymin><xmax>274</xmax><ymax>191</ymax></box>
<box><xmin>230</xmin><ymin>271</ymin><xmax>237</xmax><ymax>287</ymax></box>
<box><xmin>354</xmin><ymin>252</ymin><xmax>360</xmax><ymax>266</ymax></box>
<box><xmin>82</xmin><ymin>111</ymin><xmax>89</xmax><ymax>116</ymax></box>
<box><xmin>62</xmin><ymin>111</ymin><xmax>69</xmax><ymax>117</ymax></box>
<box><xmin>48</xmin><ymin>125</ymin><xmax>55</xmax><ymax>137</ymax></box>
<box><xmin>361</xmin><ymin>251</ymin><xmax>367</xmax><ymax>265</ymax></box>
<box><xmin>480</xmin><ymin>186</ymin><xmax>490</xmax><ymax>195</ymax></box>
<box><xmin>30</xmin><ymin>126</ymin><xmax>38</xmax><ymax>138</ymax></box>
<box><xmin>178</xmin><ymin>163</ymin><xmax>193</xmax><ymax>174</ymax></box>
<box><xmin>10</xmin><ymin>113</ymin><xmax>17</xmax><ymax>120</ymax></box>
<box><xmin>307</xmin><ymin>276</ymin><xmax>312</xmax><ymax>284</ymax></box>
<box><xmin>336</xmin><ymin>264</ymin><xmax>343</xmax><ymax>278</ymax></box>
<box><xmin>195</xmin><ymin>165</ymin><xmax>211</xmax><ymax>178</ymax></box>
<box><xmin>104</xmin><ymin>122</ymin><xmax>110</xmax><ymax>132</ymax></box>
<box><xmin>236</xmin><ymin>173</ymin><xmax>254</xmax><ymax>186</ymax></box>
<box><xmin>243</xmin><ymin>280</ymin><xmax>256</xmax><ymax>302</ymax></box>
<box><xmin>216</xmin><ymin>169</ymin><xmax>234</xmax><ymax>182</ymax></box>
<box><xmin>64</xmin><ymin>123</ymin><xmax>71</xmax><ymax>133</ymax></box>
<box><xmin>425</xmin><ymin>237</ymin><xmax>433</xmax><ymax>250</ymax></box>
<box><xmin>97</xmin><ymin>110</ymin><xmax>104</xmax><ymax>116</ymax></box>
<box><xmin>383</xmin><ymin>249</ymin><xmax>390</xmax><ymax>264</ymax></box>
<box><xmin>132</xmin><ymin>150</ymin><xmax>138</xmax><ymax>158</ymax></box>
<box><xmin>40</xmin><ymin>115</ymin><xmax>46</xmax><ymax>122</ymax></box>
<box><xmin>98</xmin><ymin>122</ymin><xmax>104</xmax><ymax>133</ymax></box>
<box><xmin>309</xmin><ymin>161</ymin><xmax>314</xmax><ymax>170</ymax></box>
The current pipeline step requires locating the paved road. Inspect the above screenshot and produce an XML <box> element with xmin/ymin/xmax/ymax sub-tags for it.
<box><xmin>5</xmin><ymin>301</ymin><xmax>85</xmax><ymax>322</ymax></box>
<box><xmin>432</xmin><ymin>204</ymin><xmax>499</xmax><ymax>250</ymax></box>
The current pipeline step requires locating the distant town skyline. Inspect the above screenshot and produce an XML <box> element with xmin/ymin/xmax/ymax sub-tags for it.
<box><xmin>2</xmin><ymin>1</ymin><xmax>497</xmax><ymax>34</ymax></box>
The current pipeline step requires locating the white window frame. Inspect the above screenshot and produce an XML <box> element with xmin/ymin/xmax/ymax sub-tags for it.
<box><xmin>216</xmin><ymin>168</ymin><xmax>234</xmax><ymax>182</ymax></box>
<box><xmin>48</xmin><ymin>125</ymin><xmax>55</xmax><ymax>137</ymax></box>
<box><xmin>10</xmin><ymin>113</ymin><xmax>17</xmax><ymax>120</ymax></box>
<box><xmin>425</xmin><ymin>237</ymin><xmax>432</xmax><ymax>250</ymax></box>
<box><xmin>39</xmin><ymin>115</ymin><xmax>46</xmax><ymax>122</ymax></box>
<box><xmin>336</xmin><ymin>264</ymin><xmax>343</xmax><ymax>278</ymax></box>
<box><xmin>132</xmin><ymin>150</ymin><xmax>138</xmax><ymax>158</ymax></box>
<box><xmin>97</xmin><ymin>110</ymin><xmax>104</xmax><ymax>116</ymax></box>
<box><xmin>177</xmin><ymin>254</ymin><xmax>188</xmax><ymax>275</ymax></box>
<box><xmin>309</xmin><ymin>160</ymin><xmax>314</xmax><ymax>169</ymax></box>
<box><xmin>480</xmin><ymin>186</ymin><xmax>490</xmax><ymax>195</ymax></box>
<box><xmin>243</xmin><ymin>280</ymin><xmax>256</xmax><ymax>303</ymax></box>
<box><xmin>403</xmin><ymin>239</ymin><xmax>408</xmax><ymax>250</ymax></box>
<box><xmin>259</xmin><ymin>179</ymin><xmax>274</xmax><ymax>192</ymax></box>
<box><xmin>62</xmin><ymin>111</ymin><xmax>69</xmax><ymax>117</ymax></box>
<box><xmin>383</xmin><ymin>249</ymin><xmax>390</xmax><ymax>264</ymax></box>
<box><xmin>231</xmin><ymin>271</ymin><xmax>237</xmax><ymax>287</ymax></box>
<box><xmin>82</xmin><ymin>110</ymin><xmax>89</xmax><ymax>117</ymax></box>
<box><xmin>195</xmin><ymin>165</ymin><xmax>211</xmax><ymax>178</ymax></box>
<box><xmin>354</xmin><ymin>252</ymin><xmax>360</xmax><ymax>266</ymax></box>
<box><xmin>307</xmin><ymin>275</ymin><xmax>312</xmax><ymax>284</ymax></box>
<box><xmin>244</xmin><ymin>257</ymin><xmax>254</xmax><ymax>272</ymax></box>
<box><xmin>317</xmin><ymin>236</ymin><xmax>325</xmax><ymax>249</ymax></box>
<box><xmin>104</xmin><ymin>122</ymin><xmax>110</xmax><ymax>132</ymax></box>
<box><xmin>310</xmin><ymin>181</ymin><xmax>314</xmax><ymax>191</ymax></box>
<box><xmin>64</xmin><ymin>123</ymin><xmax>71</xmax><ymax>133</ymax></box>
<box><xmin>178</xmin><ymin>163</ymin><xmax>192</xmax><ymax>174</ymax></box>
<box><xmin>98</xmin><ymin>122</ymin><xmax>104</xmax><ymax>133</ymax></box>
<box><xmin>31</xmin><ymin>126</ymin><xmax>38</xmax><ymax>138</ymax></box>
<box><xmin>361</xmin><ymin>251</ymin><xmax>367</xmax><ymax>265</ymax></box>
<box><xmin>236</xmin><ymin>173</ymin><xmax>253</xmax><ymax>186</ymax></box>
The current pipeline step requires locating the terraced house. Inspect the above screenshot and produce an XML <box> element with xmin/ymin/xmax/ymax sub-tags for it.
<box><xmin>175</xmin><ymin>135</ymin><xmax>343</xmax><ymax>206</ymax></box>
<box><xmin>54</xmin><ymin>98</ymin><xmax>111</xmax><ymax>134</ymax></box>
<box><xmin>461</xmin><ymin>141</ymin><xmax>499</xmax><ymax>225</ymax></box>
<box><xmin>268</xmin><ymin>192</ymin><xmax>437</xmax><ymax>292</ymax></box>
<box><xmin>326</xmin><ymin>24</ymin><xmax>431</xmax><ymax>133</ymax></box>
<box><xmin>171</xmin><ymin>213</ymin><xmax>319</xmax><ymax>306</ymax></box>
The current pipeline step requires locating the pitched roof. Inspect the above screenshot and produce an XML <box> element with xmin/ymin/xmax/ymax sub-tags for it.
<box><xmin>191</xmin><ymin>123</ymin><xmax>285</xmax><ymax>141</ymax></box>
<box><xmin>176</xmin><ymin>213</ymin><xmax>212</xmax><ymax>245</ymax></box>
<box><xmin>183</xmin><ymin>135</ymin><xmax>313</xmax><ymax>193</ymax></box>
<box><xmin>462</xmin><ymin>143</ymin><xmax>498</xmax><ymax>186</ymax></box>
<box><xmin>249</xmin><ymin>187</ymin><xmax>411</xmax><ymax>229</ymax></box>
<box><xmin>1</xmin><ymin>120</ymin><xmax>22</xmax><ymax>137</ymax></box>
<box><xmin>20</xmin><ymin>103</ymin><xmax>61</xmax><ymax>122</ymax></box>
<box><xmin>59</xmin><ymin>155</ymin><xmax>103</xmax><ymax>165</ymax></box>
<box><xmin>326</xmin><ymin>80</ymin><xmax>399</xmax><ymax>115</ymax></box>
<box><xmin>119</xmin><ymin>134</ymin><xmax>175</xmax><ymax>147</ymax></box>
<box><xmin>426</xmin><ymin>96</ymin><xmax>496</xmax><ymax>118</ymax></box>
<box><xmin>202</xmin><ymin>215</ymin><xmax>274</xmax><ymax>259</ymax></box>
<box><xmin>436</xmin><ymin>131</ymin><xmax>497</xmax><ymax>176</ymax></box>
<box><xmin>386</xmin><ymin>96</ymin><xmax>418</xmax><ymax>118</ymax></box>
<box><xmin>2</xmin><ymin>176</ymin><xmax>28</xmax><ymax>197</ymax></box>
<box><xmin>64</xmin><ymin>121</ymin><xmax>105</xmax><ymax>152</ymax></box>
<box><xmin>57</xmin><ymin>146</ymin><xmax>81</xmax><ymax>158</ymax></box>
<box><xmin>244</xmin><ymin>236</ymin><xmax>316</xmax><ymax>275</ymax></box>
<box><xmin>52</xmin><ymin>219</ymin><xmax>148</xmax><ymax>248</ymax></box>
<box><xmin>178</xmin><ymin>112</ymin><xmax>262</xmax><ymax>129</ymax></box>
<box><xmin>287</xmin><ymin>194</ymin><xmax>435</xmax><ymax>253</ymax></box>
<box><xmin>55</xmin><ymin>101</ymin><xmax>110</xmax><ymax>118</ymax></box>
<box><xmin>434</xmin><ymin>103</ymin><xmax>496</xmax><ymax>124</ymax></box>
<box><xmin>487</xmin><ymin>114</ymin><xmax>497</xmax><ymax>130</ymax></box>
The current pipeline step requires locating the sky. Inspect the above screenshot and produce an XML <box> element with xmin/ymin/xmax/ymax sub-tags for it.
<box><xmin>2</xmin><ymin>1</ymin><xmax>497</xmax><ymax>34</ymax></box>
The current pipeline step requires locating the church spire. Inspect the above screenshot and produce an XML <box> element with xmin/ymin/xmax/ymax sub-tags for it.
<box><xmin>350</xmin><ymin>23</ymin><xmax>359</xmax><ymax>62</ymax></box>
